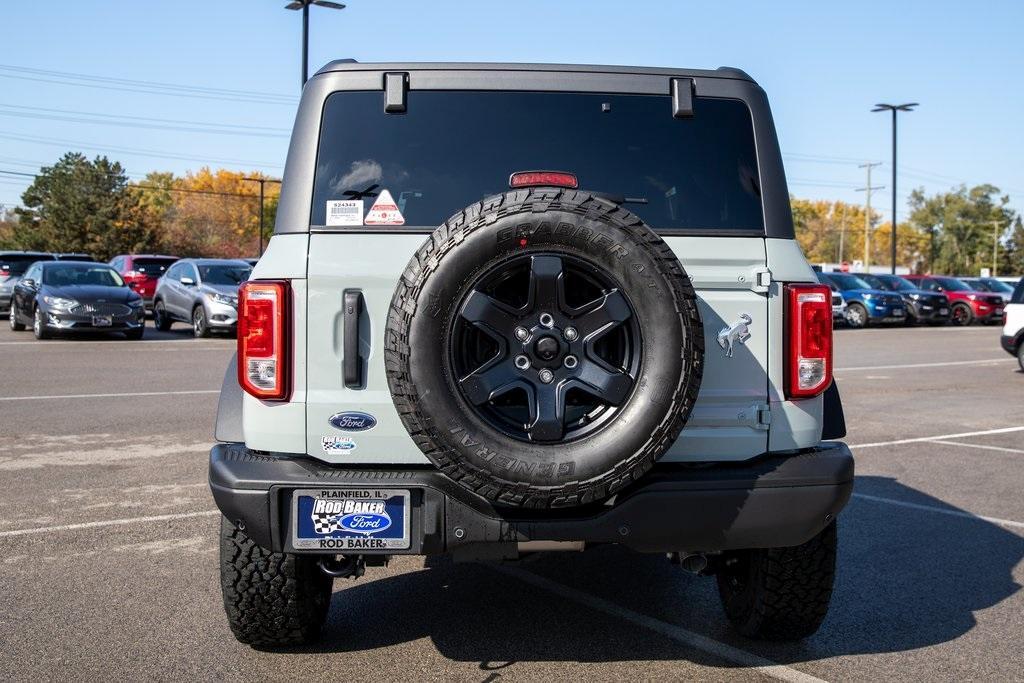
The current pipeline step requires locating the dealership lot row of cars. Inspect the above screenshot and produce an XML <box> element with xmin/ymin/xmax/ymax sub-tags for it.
<box><xmin>3</xmin><ymin>248</ymin><xmax>1024</xmax><ymax>371</ymax></box>
<box><xmin>1</xmin><ymin>251</ymin><xmax>252</xmax><ymax>340</ymax></box>
<box><xmin>818</xmin><ymin>270</ymin><xmax>1015</xmax><ymax>328</ymax></box>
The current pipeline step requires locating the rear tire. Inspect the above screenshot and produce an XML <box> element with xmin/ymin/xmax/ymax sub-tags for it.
<box><xmin>950</xmin><ymin>302</ymin><xmax>973</xmax><ymax>326</ymax></box>
<box><xmin>192</xmin><ymin>305</ymin><xmax>210</xmax><ymax>338</ymax></box>
<box><xmin>1017</xmin><ymin>344</ymin><xmax>1024</xmax><ymax>373</ymax></box>
<box><xmin>153</xmin><ymin>300</ymin><xmax>172</xmax><ymax>331</ymax></box>
<box><xmin>219</xmin><ymin>517</ymin><xmax>333</xmax><ymax>648</ymax></box>
<box><xmin>844</xmin><ymin>303</ymin><xmax>868</xmax><ymax>329</ymax></box>
<box><xmin>716</xmin><ymin>521</ymin><xmax>837</xmax><ymax>640</ymax></box>
<box><xmin>9</xmin><ymin>307</ymin><xmax>24</xmax><ymax>331</ymax></box>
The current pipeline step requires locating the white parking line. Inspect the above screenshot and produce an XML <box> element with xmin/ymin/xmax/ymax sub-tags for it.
<box><xmin>0</xmin><ymin>510</ymin><xmax>220</xmax><ymax>538</ymax></box>
<box><xmin>929</xmin><ymin>440</ymin><xmax>1024</xmax><ymax>455</ymax></box>
<box><xmin>493</xmin><ymin>566</ymin><xmax>827</xmax><ymax>683</ymax></box>
<box><xmin>0</xmin><ymin>389</ymin><xmax>220</xmax><ymax>402</ymax></box>
<box><xmin>853</xmin><ymin>493</ymin><xmax>1024</xmax><ymax>530</ymax></box>
<box><xmin>835</xmin><ymin>358</ymin><xmax>1012</xmax><ymax>372</ymax></box>
<box><xmin>849</xmin><ymin>426</ymin><xmax>1024</xmax><ymax>449</ymax></box>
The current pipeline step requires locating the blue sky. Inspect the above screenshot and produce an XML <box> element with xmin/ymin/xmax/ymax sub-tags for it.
<box><xmin>1</xmin><ymin>0</ymin><xmax>1022</xmax><ymax>223</ymax></box>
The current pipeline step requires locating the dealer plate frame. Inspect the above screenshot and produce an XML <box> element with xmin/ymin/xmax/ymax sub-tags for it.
<box><xmin>290</xmin><ymin>488</ymin><xmax>411</xmax><ymax>551</ymax></box>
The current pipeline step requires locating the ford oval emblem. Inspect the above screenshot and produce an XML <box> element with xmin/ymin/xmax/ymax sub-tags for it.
<box><xmin>338</xmin><ymin>512</ymin><xmax>391</xmax><ymax>535</ymax></box>
<box><xmin>329</xmin><ymin>411</ymin><xmax>377</xmax><ymax>432</ymax></box>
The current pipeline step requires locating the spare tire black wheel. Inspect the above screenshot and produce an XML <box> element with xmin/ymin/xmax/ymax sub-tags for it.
<box><xmin>385</xmin><ymin>188</ymin><xmax>704</xmax><ymax>508</ymax></box>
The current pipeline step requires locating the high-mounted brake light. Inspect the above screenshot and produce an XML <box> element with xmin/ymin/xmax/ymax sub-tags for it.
<box><xmin>509</xmin><ymin>171</ymin><xmax>579</xmax><ymax>189</ymax></box>
<box><xmin>238</xmin><ymin>280</ymin><xmax>290</xmax><ymax>401</ymax></box>
<box><xmin>785</xmin><ymin>283</ymin><xmax>832</xmax><ymax>399</ymax></box>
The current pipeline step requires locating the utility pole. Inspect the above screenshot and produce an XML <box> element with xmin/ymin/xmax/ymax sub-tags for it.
<box><xmin>992</xmin><ymin>220</ymin><xmax>1001</xmax><ymax>276</ymax></box>
<box><xmin>243</xmin><ymin>177</ymin><xmax>283</xmax><ymax>257</ymax></box>
<box><xmin>855</xmin><ymin>162</ymin><xmax>883</xmax><ymax>271</ymax></box>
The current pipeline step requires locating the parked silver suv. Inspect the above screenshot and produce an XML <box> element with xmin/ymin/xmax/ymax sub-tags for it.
<box><xmin>153</xmin><ymin>259</ymin><xmax>250</xmax><ymax>337</ymax></box>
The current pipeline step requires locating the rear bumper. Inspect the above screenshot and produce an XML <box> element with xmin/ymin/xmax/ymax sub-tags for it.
<box><xmin>209</xmin><ymin>442</ymin><xmax>854</xmax><ymax>557</ymax></box>
<box><xmin>1002</xmin><ymin>333</ymin><xmax>1021</xmax><ymax>355</ymax></box>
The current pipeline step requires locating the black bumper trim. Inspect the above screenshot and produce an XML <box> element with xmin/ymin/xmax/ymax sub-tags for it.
<box><xmin>209</xmin><ymin>442</ymin><xmax>854</xmax><ymax>555</ymax></box>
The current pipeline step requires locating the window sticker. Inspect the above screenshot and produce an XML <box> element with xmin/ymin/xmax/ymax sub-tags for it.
<box><xmin>326</xmin><ymin>199</ymin><xmax>364</xmax><ymax>226</ymax></box>
<box><xmin>363</xmin><ymin>189</ymin><xmax>405</xmax><ymax>226</ymax></box>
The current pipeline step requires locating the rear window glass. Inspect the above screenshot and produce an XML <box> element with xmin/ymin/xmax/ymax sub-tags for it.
<box><xmin>1</xmin><ymin>254</ymin><xmax>51</xmax><ymax>275</ymax></box>
<box><xmin>133</xmin><ymin>258</ymin><xmax>177</xmax><ymax>275</ymax></box>
<box><xmin>1012</xmin><ymin>278</ymin><xmax>1024</xmax><ymax>304</ymax></box>
<box><xmin>311</xmin><ymin>91</ymin><xmax>764</xmax><ymax>232</ymax></box>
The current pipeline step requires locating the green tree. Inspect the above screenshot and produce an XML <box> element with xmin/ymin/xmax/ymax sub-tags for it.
<box><xmin>15</xmin><ymin>152</ymin><xmax>154</xmax><ymax>260</ymax></box>
<box><xmin>907</xmin><ymin>184</ymin><xmax>1015</xmax><ymax>274</ymax></box>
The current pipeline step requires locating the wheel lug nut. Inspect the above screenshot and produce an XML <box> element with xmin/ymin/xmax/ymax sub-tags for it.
<box><xmin>563</xmin><ymin>355</ymin><xmax>578</xmax><ymax>369</ymax></box>
<box><xmin>563</xmin><ymin>327</ymin><xmax>578</xmax><ymax>342</ymax></box>
<box><xmin>514</xmin><ymin>355</ymin><xmax>531</xmax><ymax>370</ymax></box>
<box><xmin>514</xmin><ymin>327</ymin><xmax>530</xmax><ymax>342</ymax></box>
<box><xmin>539</xmin><ymin>312</ymin><xmax>554</xmax><ymax>328</ymax></box>
<box><xmin>538</xmin><ymin>368</ymin><xmax>554</xmax><ymax>383</ymax></box>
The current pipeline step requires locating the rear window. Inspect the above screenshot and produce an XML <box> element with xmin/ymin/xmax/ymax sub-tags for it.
<box><xmin>1</xmin><ymin>254</ymin><xmax>52</xmax><ymax>276</ymax></box>
<box><xmin>311</xmin><ymin>91</ymin><xmax>764</xmax><ymax>232</ymax></box>
<box><xmin>1012</xmin><ymin>278</ymin><xmax>1024</xmax><ymax>304</ymax></box>
<box><xmin>133</xmin><ymin>258</ymin><xmax>177</xmax><ymax>276</ymax></box>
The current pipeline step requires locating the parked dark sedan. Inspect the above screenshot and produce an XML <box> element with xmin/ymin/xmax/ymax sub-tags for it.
<box><xmin>855</xmin><ymin>272</ymin><xmax>950</xmax><ymax>326</ymax></box>
<box><xmin>8</xmin><ymin>261</ymin><xmax>146</xmax><ymax>339</ymax></box>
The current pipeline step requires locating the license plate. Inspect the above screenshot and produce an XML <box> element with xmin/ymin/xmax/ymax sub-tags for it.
<box><xmin>92</xmin><ymin>315</ymin><xmax>112</xmax><ymax>327</ymax></box>
<box><xmin>893</xmin><ymin>308</ymin><xmax>905</xmax><ymax>316</ymax></box>
<box><xmin>940</xmin><ymin>307</ymin><xmax>949</xmax><ymax>315</ymax></box>
<box><xmin>291</xmin><ymin>488</ymin><xmax>410</xmax><ymax>550</ymax></box>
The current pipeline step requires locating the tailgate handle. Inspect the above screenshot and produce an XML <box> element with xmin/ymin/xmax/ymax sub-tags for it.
<box><xmin>343</xmin><ymin>290</ymin><xmax>364</xmax><ymax>388</ymax></box>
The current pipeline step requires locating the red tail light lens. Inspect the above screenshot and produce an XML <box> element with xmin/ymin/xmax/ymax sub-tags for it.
<box><xmin>785</xmin><ymin>283</ymin><xmax>832</xmax><ymax>399</ymax></box>
<box><xmin>509</xmin><ymin>171</ymin><xmax>579</xmax><ymax>189</ymax></box>
<box><xmin>238</xmin><ymin>280</ymin><xmax>290</xmax><ymax>401</ymax></box>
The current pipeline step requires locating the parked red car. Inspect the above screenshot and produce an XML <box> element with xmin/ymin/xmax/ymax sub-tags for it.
<box><xmin>108</xmin><ymin>254</ymin><xmax>179</xmax><ymax>311</ymax></box>
<box><xmin>903</xmin><ymin>275</ymin><xmax>1005</xmax><ymax>326</ymax></box>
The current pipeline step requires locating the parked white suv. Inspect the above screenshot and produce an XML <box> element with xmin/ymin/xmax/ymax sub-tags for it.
<box><xmin>1000</xmin><ymin>277</ymin><xmax>1024</xmax><ymax>370</ymax></box>
<box><xmin>209</xmin><ymin>61</ymin><xmax>852</xmax><ymax>648</ymax></box>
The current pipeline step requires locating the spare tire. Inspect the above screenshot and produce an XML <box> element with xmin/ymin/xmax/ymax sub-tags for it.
<box><xmin>385</xmin><ymin>188</ymin><xmax>703</xmax><ymax>508</ymax></box>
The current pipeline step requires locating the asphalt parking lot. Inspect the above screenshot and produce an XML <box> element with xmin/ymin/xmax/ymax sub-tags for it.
<box><xmin>1</xmin><ymin>322</ymin><xmax>1021</xmax><ymax>681</ymax></box>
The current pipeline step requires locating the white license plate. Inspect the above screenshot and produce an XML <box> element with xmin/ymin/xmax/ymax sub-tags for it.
<box><xmin>292</xmin><ymin>488</ymin><xmax>410</xmax><ymax>550</ymax></box>
<box><xmin>893</xmin><ymin>308</ymin><xmax>905</xmax><ymax>316</ymax></box>
<box><xmin>92</xmin><ymin>315</ymin><xmax>112</xmax><ymax>327</ymax></box>
<box><xmin>939</xmin><ymin>307</ymin><xmax>949</xmax><ymax>315</ymax></box>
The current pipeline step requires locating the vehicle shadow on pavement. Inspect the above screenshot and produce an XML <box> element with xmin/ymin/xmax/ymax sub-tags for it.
<box><xmin>298</xmin><ymin>475</ymin><xmax>1021</xmax><ymax>669</ymax></box>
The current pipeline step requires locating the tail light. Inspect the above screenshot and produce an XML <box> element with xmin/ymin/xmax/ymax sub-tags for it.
<box><xmin>238</xmin><ymin>280</ymin><xmax>290</xmax><ymax>401</ymax></box>
<box><xmin>785</xmin><ymin>283</ymin><xmax>832</xmax><ymax>399</ymax></box>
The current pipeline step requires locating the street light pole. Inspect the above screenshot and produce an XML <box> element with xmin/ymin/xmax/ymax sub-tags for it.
<box><xmin>872</xmin><ymin>103</ymin><xmax>917</xmax><ymax>274</ymax></box>
<box><xmin>285</xmin><ymin>1</ymin><xmax>346</xmax><ymax>87</ymax></box>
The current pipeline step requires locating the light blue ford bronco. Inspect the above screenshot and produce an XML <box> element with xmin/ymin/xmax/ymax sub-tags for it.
<box><xmin>210</xmin><ymin>61</ymin><xmax>852</xmax><ymax>647</ymax></box>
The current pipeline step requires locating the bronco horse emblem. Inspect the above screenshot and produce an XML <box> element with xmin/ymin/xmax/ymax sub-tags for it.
<box><xmin>717</xmin><ymin>313</ymin><xmax>753</xmax><ymax>358</ymax></box>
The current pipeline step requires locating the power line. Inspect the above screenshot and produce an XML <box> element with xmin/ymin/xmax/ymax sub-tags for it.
<box><xmin>0</xmin><ymin>131</ymin><xmax>283</xmax><ymax>169</ymax></box>
<box><xmin>0</xmin><ymin>64</ymin><xmax>297</xmax><ymax>106</ymax></box>
<box><xmin>0</xmin><ymin>168</ymin><xmax>280</xmax><ymax>200</ymax></box>
<box><xmin>0</xmin><ymin>103</ymin><xmax>290</xmax><ymax>139</ymax></box>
